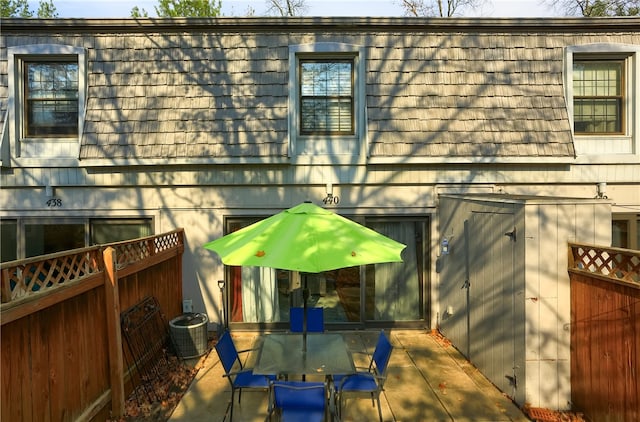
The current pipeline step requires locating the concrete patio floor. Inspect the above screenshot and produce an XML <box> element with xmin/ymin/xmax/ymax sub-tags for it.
<box><xmin>169</xmin><ymin>330</ymin><xmax>531</xmax><ymax>422</ymax></box>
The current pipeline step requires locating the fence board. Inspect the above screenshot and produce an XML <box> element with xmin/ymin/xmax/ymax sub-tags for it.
<box><xmin>84</xmin><ymin>292</ymin><xmax>97</xmax><ymax>410</ymax></box>
<box><xmin>22</xmin><ymin>318</ymin><xmax>34</xmax><ymax>421</ymax></box>
<box><xmin>569</xmin><ymin>242</ymin><xmax>639</xmax><ymax>422</ymax></box>
<box><xmin>65</xmin><ymin>298</ymin><xmax>80</xmax><ymax>417</ymax></box>
<box><xmin>31</xmin><ymin>309</ymin><xmax>50</xmax><ymax>422</ymax></box>
<box><xmin>1</xmin><ymin>317</ymin><xmax>32</xmax><ymax>421</ymax></box>
<box><xmin>89</xmin><ymin>289</ymin><xmax>110</xmax><ymax>406</ymax></box>
<box><xmin>48</xmin><ymin>304</ymin><xmax>66</xmax><ymax>422</ymax></box>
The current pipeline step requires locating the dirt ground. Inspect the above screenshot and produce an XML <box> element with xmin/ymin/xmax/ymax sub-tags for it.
<box><xmin>107</xmin><ymin>344</ymin><xmax>211</xmax><ymax>422</ymax></box>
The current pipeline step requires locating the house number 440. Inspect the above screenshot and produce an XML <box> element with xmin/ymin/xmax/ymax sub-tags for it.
<box><xmin>46</xmin><ymin>198</ymin><xmax>62</xmax><ymax>207</ymax></box>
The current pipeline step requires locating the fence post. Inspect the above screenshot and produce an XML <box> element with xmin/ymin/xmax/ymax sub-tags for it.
<box><xmin>1</xmin><ymin>267</ymin><xmax>12</xmax><ymax>303</ymax></box>
<box><xmin>104</xmin><ymin>247</ymin><xmax>125</xmax><ymax>417</ymax></box>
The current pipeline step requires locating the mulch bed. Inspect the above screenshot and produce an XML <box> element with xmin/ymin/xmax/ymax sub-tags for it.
<box><xmin>107</xmin><ymin>339</ymin><xmax>216</xmax><ymax>422</ymax></box>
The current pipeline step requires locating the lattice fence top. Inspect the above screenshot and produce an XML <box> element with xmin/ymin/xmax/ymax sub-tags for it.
<box><xmin>112</xmin><ymin>230</ymin><xmax>183</xmax><ymax>269</ymax></box>
<box><xmin>569</xmin><ymin>242</ymin><xmax>640</xmax><ymax>285</ymax></box>
<box><xmin>1</xmin><ymin>248</ymin><xmax>103</xmax><ymax>303</ymax></box>
<box><xmin>0</xmin><ymin>229</ymin><xmax>184</xmax><ymax>304</ymax></box>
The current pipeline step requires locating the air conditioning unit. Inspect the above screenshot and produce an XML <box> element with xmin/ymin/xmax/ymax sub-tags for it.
<box><xmin>169</xmin><ymin>313</ymin><xmax>209</xmax><ymax>359</ymax></box>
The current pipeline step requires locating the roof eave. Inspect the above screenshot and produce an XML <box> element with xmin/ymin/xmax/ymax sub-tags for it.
<box><xmin>1</xmin><ymin>16</ymin><xmax>639</xmax><ymax>33</ymax></box>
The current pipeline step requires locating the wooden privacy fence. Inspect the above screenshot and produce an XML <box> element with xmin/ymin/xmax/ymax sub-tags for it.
<box><xmin>0</xmin><ymin>229</ymin><xmax>184</xmax><ymax>422</ymax></box>
<box><xmin>568</xmin><ymin>242</ymin><xmax>639</xmax><ymax>422</ymax></box>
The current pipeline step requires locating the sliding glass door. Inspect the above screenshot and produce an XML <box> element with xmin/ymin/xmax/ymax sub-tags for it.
<box><xmin>227</xmin><ymin>215</ymin><xmax>428</xmax><ymax>327</ymax></box>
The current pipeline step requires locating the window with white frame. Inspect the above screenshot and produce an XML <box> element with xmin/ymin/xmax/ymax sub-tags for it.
<box><xmin>289</xmin><ymin>43</ymin><xmax>366</xmax><ymax>160</ymax></box>
<box><xmin>566</xmin><ymin>44</ymin><xmax>639</xmax><ymax>156</ymax></box>
<box><xmin>7</xmin><ymin>45</ymin><xmax>86</xmax><ymax>161</ymax></box>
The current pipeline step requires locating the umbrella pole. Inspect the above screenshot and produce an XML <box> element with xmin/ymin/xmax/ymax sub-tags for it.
<box><xmin>302</xmin><ymin>273</ymin><xmax>308</xmax><ymax>352</ymax></box>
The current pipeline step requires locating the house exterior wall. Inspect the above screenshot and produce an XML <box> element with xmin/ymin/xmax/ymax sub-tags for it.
<box><xmin>0</xmin><ymin>17</ymin><xmax>637</xmax><ymax>349</ymax></box>
<box><xmin>438</xmin><ymin>194</ymin><xmax>611</xmax><ymax>410</ymax></box>
<box><xmin>1</xmin><ymin>17</ymin><xmax>638</xmax><ymax>409</ymax></box>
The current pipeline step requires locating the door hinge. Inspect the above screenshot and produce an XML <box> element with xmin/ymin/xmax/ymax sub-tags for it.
<box><xmin>504</xmin><ymin>227</ymin><xmax>516</xmax><ymax>242</ymax></box>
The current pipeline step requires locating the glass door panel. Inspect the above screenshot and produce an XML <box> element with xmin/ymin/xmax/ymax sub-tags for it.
<box><xmin>1</xmin><ymin>220</ymin><xmax>18</xmax><ymax>262</ymax></box>
<box><xmin>366</xmin><ymin>220</ymin><xmax>424</xmax><ymax>321</ymax></box>
<box><xmin>25</xmin><ymin>223</ymin><xmax>84</xmax><ymax>258</ymax></box>
<box><xmin>318</xmin><ymin>267</ymin><xmax>361</xmax><ymax>323</ymax></box>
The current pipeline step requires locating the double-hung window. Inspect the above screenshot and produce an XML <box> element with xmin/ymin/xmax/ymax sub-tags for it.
<box><xmin>289</xmin><ymin>43</ymin><xmax>366</xmax><ymax>161</ymax></box>
<box><xmin>299</xmin><ymin>59</ymin><xmax>354</xmax><ymax>135</ymax></box>
<box><xmin>566</xmin><ymin>44</ymin><xmax>639</xmax><ymax>156</ymax></box>
<box><xmin>25</xmin><ymin>60</ymin><xmax>79</xmax><ymax>137</ymax></box>
<box><xmin>7</xmin><ymin>44</ymin><xmax>86</xmax><ymax>162</ymax></box>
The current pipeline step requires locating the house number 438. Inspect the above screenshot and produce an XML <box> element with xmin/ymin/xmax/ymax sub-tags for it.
<box><xmin>46</xmin><ymin>198</ymin><xmax>62</xmax><ymax>207</ymax></box>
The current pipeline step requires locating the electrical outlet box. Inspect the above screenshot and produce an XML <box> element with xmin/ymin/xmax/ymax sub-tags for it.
<box><xmin>182</xmin><ymin>299</ymin><xmax>193</xmax><ymax>313</ymax></box>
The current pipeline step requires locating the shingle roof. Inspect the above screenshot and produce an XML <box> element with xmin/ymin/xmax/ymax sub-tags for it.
<box><xmin>365</xmin><ymin>33</ymin><xmax>576</xmax><ymax>158</ymax></box>
<box><xmin>2</xmin><ymin>17</ymin><xmax>639</xmax><ymax>161</ymax></box>
<box><xmin>78</xmin><ymin>32</ymin><xmax>290</xmax><ymax>160</ymax></box>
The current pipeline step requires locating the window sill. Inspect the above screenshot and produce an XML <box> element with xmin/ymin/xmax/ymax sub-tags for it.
<box><xmin>572</xmin><ymin>153</ymin><xmax>640</xmax><ymax>164</ymax></box>
<box><xmin>573</xmin><ymin>135</ymin><xmax>634</xmax><ymax>155</ymax></box>
<box><xmin>291</xmin><ymin>154</ymin><xmax>367</xmax><ymax>166</ymax></box>
<box><xmin>11</xmin><ymin>157</ymin><xmax>81</xmax><ymax>168</ymax></box>
<box><xmin>294</xmin><ymin>135</ymin><xmax>360</xmax><ymax>156</ymax></box>
<box><xmin>19</xmin><ymin>138</ymin><xmax>80</xmax><ymax>161</ymax></box>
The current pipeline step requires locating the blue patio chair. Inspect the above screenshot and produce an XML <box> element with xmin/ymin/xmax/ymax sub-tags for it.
<box><xmin>266</xmin><ymin>381</ymin><xmax>328</xmax><ymax>422</ymax></box>
<box><xmin>332</xmin><ymin>331</ymin><xmax>393</xmax><ymax>422</ymax></box>
<box><xmin>290</xmin><ymin>307</ymin><xmax>324</xmax><ymax>333</ymax></box>
<box><xmin>215</xmin><ymin>330</ymin><xmax>275</xmax><ymax>421</ymax></box>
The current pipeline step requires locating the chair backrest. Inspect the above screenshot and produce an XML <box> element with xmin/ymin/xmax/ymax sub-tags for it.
<box><xmin>289</xmin><ymin>307</ymin><xmax>304</xmax><ymax>332</ymax></box>
<box><xmin>273</xmin><ymin>381</ymin><xmax>326</xmax><ymax>411</ymax></box>
<box><xmin>215</xmin><ymin>330</ymin><xmax>241</xmax><ymax>374</ymax></box>
<box><xmin>290</xmin><ymin>307</ymin><xmax>324</xmax><ymax>333</ymax></box>
<box><xmin>306</xmin><ymin>307</ymin><xmax>324</xmax><ymax>332</ymax></box>
<box><xmin>370</xmin><ymin>331</ymin><xmax>393</xmax><ymax>379</ymax></box>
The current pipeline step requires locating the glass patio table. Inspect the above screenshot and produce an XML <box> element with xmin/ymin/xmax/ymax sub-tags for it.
<box><xmin>253</xmin><ymin>333</ymin><xmax>355</xmax><ymax>378</ymax></box>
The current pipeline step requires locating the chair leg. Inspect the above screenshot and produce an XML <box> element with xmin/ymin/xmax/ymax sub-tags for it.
<box><xmin>375</xmin><ymin>395</ymin><xmax>383</xmax><ymax>422</ymax></box>
<box><xmin>229</xmin><ymin>389</ymin><xmax>235</xmax><ymax>421</ymax></box>
<box><xmin>221</xmin><ymin>397</ymin><xmax>231</xmax><ymax>422</ymax></box>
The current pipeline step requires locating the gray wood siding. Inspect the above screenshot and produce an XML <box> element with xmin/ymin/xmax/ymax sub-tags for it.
<box><xmin>2</xmin><ymin>18</ymin><xmax>637</xmax><ymax>163</ymax></box>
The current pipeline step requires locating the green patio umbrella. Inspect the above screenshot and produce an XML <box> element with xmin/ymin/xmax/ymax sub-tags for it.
<box><xmin>204</xmin><ymin>201</ymin><xmax>405</xmax><ymax>272</ymax></box>
<box><xmin>203</xmin><ymin>201</ymin><xmax>406</xmax><ymax>349</ymax></box>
